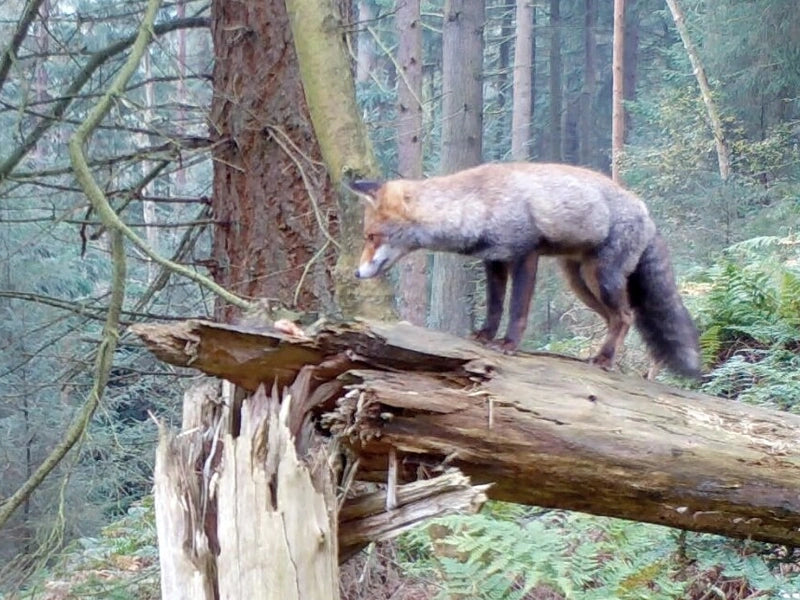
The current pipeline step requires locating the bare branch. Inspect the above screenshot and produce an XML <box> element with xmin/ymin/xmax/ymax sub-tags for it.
<box><xmin>0</xmin><ymin>16</ymin><xmax>209</xmax><ymax>183</ymax></box>
<box><xmin>0</xmin><ymin>0</ymin><xmax>47</xmax><ymax>96</ymax></box>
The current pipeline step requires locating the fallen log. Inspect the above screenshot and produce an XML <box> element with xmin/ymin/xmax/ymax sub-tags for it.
<box><xmin>132</xmin><ymin>318</ymin><xmax>800</xmax><ymax>546</ymax></box>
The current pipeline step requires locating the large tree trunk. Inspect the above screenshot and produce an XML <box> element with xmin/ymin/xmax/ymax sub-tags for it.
<box><xmin>285</xmin><ymin>0</ymin><xmax>395</xmax><ymax>320</ymax></box>
<box><xmin>209</xmin><ymin>0</ymin><xmax>337</xmax><ymax>322</ymax></box>
<box><xmin>611</xmin><ymin>0</ymin><xmax>625</xmax><ymax>181</ymax></box>
<box><xmin>395</xmin><ymin>0</ymin><xmax>428</xmax><ymax>326</ymax></box>
<box><xmin>134</xmin><ymin>318</ymin><xmax>800</xmax><ymax>547</ymax></box>
<box><xmin>428</xmin><ymin>0</ymin><xmax>485</xmax><ymax>337</ymax></box>
<box><xmin>665</xmin><ymin>0</ymin><xmax>731</xmax><ymax>181</ymax></box>
<box><xmin>511</xmin><ymin>0</ymin><xmax>533</xmax><ymax>161</ymax></box>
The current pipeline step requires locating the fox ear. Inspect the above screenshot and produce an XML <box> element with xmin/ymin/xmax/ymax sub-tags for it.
<box><xmin>347</xmin><ymin>180</ymin><xmax>382</xmax><ymax>206</ymax></box>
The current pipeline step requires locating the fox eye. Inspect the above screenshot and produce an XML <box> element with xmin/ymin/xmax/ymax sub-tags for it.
<box><xmin>366</xmin><ymin>233</ymin><xmax>376</xmax><ymax>242</ymax></box>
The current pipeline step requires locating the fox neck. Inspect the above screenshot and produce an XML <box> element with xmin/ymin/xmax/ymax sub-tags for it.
<box><xmin>401</xmin><ymin>187</ymin><xmax>483</xmax><ymax>255</ymax></box>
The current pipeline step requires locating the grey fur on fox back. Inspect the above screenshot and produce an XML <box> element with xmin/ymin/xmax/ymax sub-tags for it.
<box><xmin>349</xmin><ymin>162</ymin><xmax>701</xmax><ymax>378</ymax></box>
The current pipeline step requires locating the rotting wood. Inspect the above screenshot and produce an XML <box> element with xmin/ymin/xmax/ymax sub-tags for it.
<box><xmin>338</xmin><ymin>470</ymin><xmax>489</xmax><ymax>560</ymax></box>
<box><xmin>151</xmin><ymin>363</ymin><xmax>487</xmax><ymax>598</ymax></box>
<box><xmin>154</xmin><ymin>379</ymin><xmax>340</xmax><ymax>599</ymax></box>
<box><xmin>154</xmin><ymin>383</ymin><xmax>219</xmax><ymax>600</ymax></box>
<box><xmin>134</xmin><ymin>318</ymin><xmax>800</xmax><ymax>546</ymax></box>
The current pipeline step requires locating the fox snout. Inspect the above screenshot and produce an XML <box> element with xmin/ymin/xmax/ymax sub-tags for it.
<box><xmin>354</xmin><ymin>265</ymin><xmax>377</xmax><ymax>279</ymax></box>
<box><xmin>355</xmin><ymin>238</ymin><xmax>406</xmax><ymax>279</ymax></box>
<box><xmin>354</xmin><ymin>253</ymin><xmax>389</xmax><ymax>279</ymax></box>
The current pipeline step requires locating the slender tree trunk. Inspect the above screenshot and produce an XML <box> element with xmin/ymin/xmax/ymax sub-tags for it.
<box><xmin>511</xmin><ymin>0</ymin><xmax>533</xmax><ymax>161</ymax></box>
<box><xmin>611</xmin><ymin>0</ymin><xmax>625</xmax><ymax>181</ymax></box>
<box><xmin>428</xmin><ymin>0</ymin><xmax>485</xmax><ymax>336</ymax></box>
<box><xmin>286</xmin><ymin>0</ymin><xmax>395</xmax><ymax>321</ymax></box>
<box><xmin>356</xmin><ymin>1</ymin><xmax>376</xmax><ymax>83</ymax></box>
<box><xmin>142</xmin><ymin>50</ymin><xmax>159</xmax><ymax>284</ymax></box>
<box><xmin>548</xmin><ymin>0</ymin><xmax>562</xmax><ymax>162</ymax></box>
<box><xmin>579</xmin><ymin>0</ymin><xmax>596</xmax><ymax>166</ymax></box>
<box><xmin>395</xmin><ymin>0</ymin><xmax>427</xmax><ymax>326</ymax></box>
<box><xmin>665</xmin><ymin>0</ymin><xmax>731</xmax><ymax>181</ymax></box>
<box><xmin>175</xmin><ymin>0</ymin><xmax>186</xmax><ymax>188</ymax></box>
<box><xmin>209</xmin><ymin>0</ymin><xmax>337</xmax><ymax>322</ymax></box>
<box><xmin>494</xmin><ymin>5</ymin><xmax>514</xmax><ymax>157</ymax></box>
<box><xmin>623</xmin><ymin>0</ymin><xmax>640</xmax><ymax>135</ymax></box>
<box><xmin>529</xmin><ymin>5</ymin><xmax>537</xmax><ymax>156</ymax></box>
<box><xmin>563</xmin><ymin>97</ymin><xmax>580</xmax><ymax>164</ymax></box>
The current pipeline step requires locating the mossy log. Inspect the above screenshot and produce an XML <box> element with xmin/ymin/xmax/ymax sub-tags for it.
<box><xmin>132</xmin><ymin>318</ymin><xmax>800</xmax><ymax>547</ymax></box>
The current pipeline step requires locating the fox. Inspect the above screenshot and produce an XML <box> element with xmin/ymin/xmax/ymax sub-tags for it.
<box><xmin>347</xmin><ymin>162</ymin><xmax>701</xmax><ymax>378</ymax></box>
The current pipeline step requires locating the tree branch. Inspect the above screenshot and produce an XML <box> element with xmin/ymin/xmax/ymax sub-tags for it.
<box><xmin>0</xmin><ymin>16</ymin><xmax>209</xmax><ymax>182</ymax></box>
<box><xmin>0</xmin><ymin>0</ymin><xmax>47</xmax><ymax>96</ymax></box>
<box><xmin>665</xmin><ymin>0</ymin><xmax>731</xmax><ymax>181</ymax></box>
<box><xmin>66</xmin><ymin>5</ymin><xmax>245</xmax><ymax>310</ymax></box>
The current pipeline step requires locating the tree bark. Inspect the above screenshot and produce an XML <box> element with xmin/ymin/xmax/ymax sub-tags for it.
<box><xmin>665</xmin><ymin>0</ymin><xmax>731</xmax><ymax>181</ymax></box>
<box><xmin>133</xmin><ymin>318</ymin><xmax>800</xmax><ymax>547</ymax></box>
<box><xmin>209</xmin><ymin>0</ymin><xmax>337</xmax><ymax>322</ymax></box>
<box><xmin>548</xmin><ymin>0</ymin><xmax>563</xmax><ymax>162</ymax></box>
<box><xmin>429</xmin><ymin>0</ymin><xmax>485</xmax><ymax>337</ymax></box>
<box><xmin>511</xmin><ymin>0</ymin><xmax>533</xmax><ymax>161</ymax></box>
<box><xmin>611</xmin><ymin>0</ymin><xmax>625</xmax><ymax>181</ymax></box>
<box><xmin>395</xmin><ymin>0</ymin><xmax>428</xmax><ymax>326</ymax></box>
<box><xmin>285</xmin><ymin>0</ymin><xmax>395</xmax><ymax>320</ymax></box>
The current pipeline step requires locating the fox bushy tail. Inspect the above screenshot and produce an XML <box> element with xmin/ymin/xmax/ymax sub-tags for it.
<box><xmin>627</xmin><ymin>233</ymin><xmax>701</xmax><ymax>378</ymax></box>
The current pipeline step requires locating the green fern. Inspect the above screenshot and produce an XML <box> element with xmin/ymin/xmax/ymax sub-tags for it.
<box><xmin>398</xmin><ymin>510</ymin><xmax>800</xmax><ymax>599</ymax></box>
<box><xmin>696</xmin><ymin>235</ymin><xmax>800</xmax><ymax>410</ymax></box>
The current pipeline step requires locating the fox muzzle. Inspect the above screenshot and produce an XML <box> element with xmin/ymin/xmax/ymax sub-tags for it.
<box><xmin>355</xmin><ymin>260</ymin><xmax>385</xmax><ymax>279</ymax></box>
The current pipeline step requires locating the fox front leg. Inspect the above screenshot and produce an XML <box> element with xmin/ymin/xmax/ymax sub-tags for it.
<box><xmin>473</xmin><ymin>260</ymin><xmax>509</xmax><ymax>343</ymax></box>
<box><xmin>486</xmin><ymin>251</ymin><xmax>539</xmax><ymax>354</ymax></box>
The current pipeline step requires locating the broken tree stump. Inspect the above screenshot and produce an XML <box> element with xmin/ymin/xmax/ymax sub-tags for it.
<box><xmin>151</xmin><ymin>355</ymin><xmax>487</xmax><ymax>598</ymax></box>
<box><xmin>133</xmin><ymin>318</ymin><xmax>800</xmax><ymax>547</ymax></box>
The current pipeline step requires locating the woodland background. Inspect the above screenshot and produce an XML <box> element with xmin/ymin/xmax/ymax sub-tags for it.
<box><xmin>0</xmin><ymin>0</ymin><xmax>799</xmax><ymax>598</ymax></box>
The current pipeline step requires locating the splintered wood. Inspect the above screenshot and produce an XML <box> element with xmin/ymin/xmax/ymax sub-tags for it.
<box><xmin>135</xmin><ymin>318</ymin><xmax>800</xmax><ymax>548</ymax></box>
<box><xmin>154</xmin><ymin>382</ymin><xmax>339</xmax><ymax>600</ymax></box>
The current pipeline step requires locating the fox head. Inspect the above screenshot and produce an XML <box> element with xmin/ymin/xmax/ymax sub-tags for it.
<box><xmin>347</xmin><ymin>179</ymin><xmax>416</xmax><ymax>279</ymax></box>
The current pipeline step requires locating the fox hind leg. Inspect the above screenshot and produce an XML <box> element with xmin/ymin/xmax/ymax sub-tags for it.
<box><xmin>474</xmin><ymin>260</ymin><xmax>509</xmax><ymax>343</ymax></box>
<box><xmin>580</xmin><ymin>256</ymin><xmax>634</xmax><ymax>370</ymax></box>
<box><xmin>560</xmin><ymin>258</ymin><xmax>611</xmax><ymax>323</ymax></box>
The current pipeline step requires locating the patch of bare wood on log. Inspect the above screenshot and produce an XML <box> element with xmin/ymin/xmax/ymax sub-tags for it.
<box><xmin>133</xmin><ymin>319</ymin><xmax>800</xmax><ymax>546</ymax></box>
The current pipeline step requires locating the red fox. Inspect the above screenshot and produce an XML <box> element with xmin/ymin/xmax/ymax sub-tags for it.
<box><xmin>348</xmin><ymin>162</ymin><xmax>701</xmax><ymax>377</ymax></box>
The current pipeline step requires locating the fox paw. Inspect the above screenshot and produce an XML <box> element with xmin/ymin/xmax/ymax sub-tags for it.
<box><xmin>589</xmin><ymin>354</ymin><xmax>614</xmax><ymax>371</ymax></box>
<box><xmin>471</xmin><ymin>330</ymin><xmax>496</xmax><ymax>344</ymax></box>
<box><xmin>487</xmin><ymin>339</ymin><xmax>519</xmax><ymax>355</ymax></box>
